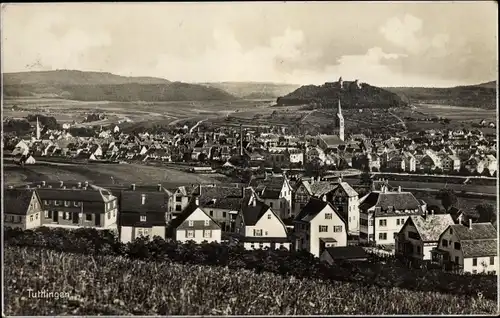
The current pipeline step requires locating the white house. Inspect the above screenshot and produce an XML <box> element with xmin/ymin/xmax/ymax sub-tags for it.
<box><xmin>12</xmin><ymin>140</ymin><xmax>30</xmax><ymax>156</ymax></box>
<box><xmin>294</xmin><ymin>197</ymin><xmax>347</xmax><ymax>257</ymax></box>
<box><xmin>485</xmin><ymin>155</ymin><xmax>497</xmax><ymax>175</ymax></box>
<box><xmin>431</xmin><ymin>222</ymin><xmax>497</xmax><ymax>274</ymax></box>
<box><xmin>359</xmin><ymin>186</ymin><xmax>426</xmax><ymax>246</ymax></box>
<box><xmin>395</xmin><ymin>213</ymin><xmax>455</xmax><ymax>262</ymax></box>
<box><xmin>168</xmin><ymin>200</ymin><xmax>222</xmax><ymax>244</ymax></box>
<box><xmin>233</xmin><ymin>198</ymin><xmax>290</xmax><ymax>250</ymax></box>
<box><xmin>113</xmin><ymin>125</ymin><xmax>120</xmax><ymax>133</ymax></box>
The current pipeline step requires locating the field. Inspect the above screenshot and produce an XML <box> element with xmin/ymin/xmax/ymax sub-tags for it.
<box><xmin>3</xmin><ymin>97</ymin><xmax>274</xmax><ymax>128</ymax></box>
<box><xmin>3</xmin><ymin>162</ymin><xmax>226</xmax><ymax>186</ymax></box>
<box><xmin>4</xmin><ymin>246</ymin><xmax>496</xmax><ymax>315</ymax></box>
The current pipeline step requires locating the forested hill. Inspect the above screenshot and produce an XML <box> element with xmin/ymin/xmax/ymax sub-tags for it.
<box><xmin>384</xmin><ymin>81</ymin><xmax>497</xmax><ymax>109</ymax></box>
<box><xmin>276</xmin><ymin>81</ymin><xmax>408</xmax><ymax>109</ymax></box>
<box><xmin>3</xmin><ymin>70</ymin><xmax>237</xmax><ymax>102</ymax></box>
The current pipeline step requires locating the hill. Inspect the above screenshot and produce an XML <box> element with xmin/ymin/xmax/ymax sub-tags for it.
<box><xmin>385</xmin><ymin>81</ymin><xmax>497</xmax><ymax>109</ymax></box>
<box><xmin>3</xmin><ymin>70</ymin><xmax>237</xmax><ymax>102</ymax></box>
<box><xmin>276</xmin><ymin>80</ymin><xmax>408</xmax><ymax>109</ymax></box>
<box><xmin>201</xmin><ymin>82</ymin><xmax>300</xmax><ymax>99</ymax></box>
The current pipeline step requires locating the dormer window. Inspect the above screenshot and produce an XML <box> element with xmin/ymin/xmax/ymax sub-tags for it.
<box><xmin>267</xmin><ymin>214</ymin><xmax>272</xmax><ymax>219</ymax></box>
<box><xmin>204</xmin><ymin>220</ymin><xmax>210</xmax><ymax>226</ymax></box>
<box><xmin>140</xmin><ymin>215</ymin><xmax>147</xmax><ymax>222</ymax></box>
<box><xmin>188</xmin><ymin>220</ymin><xmax>193</xmax><ymax>227</ymax></box>
<box><xmin>141</xmin><ymin>194</ymin><xmax>146</xmax><ymax>205</ymax></box>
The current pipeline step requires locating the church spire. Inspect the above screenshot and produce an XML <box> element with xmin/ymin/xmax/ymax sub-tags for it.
<box><xmin>36</xmin><ymin>117</ymin><xmax>41</xmax><ymax>140</ymax></box>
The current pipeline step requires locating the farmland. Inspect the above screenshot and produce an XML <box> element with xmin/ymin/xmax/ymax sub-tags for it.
<box><xmin>3</xmin><ymin>162</ymin><xmax>226</xmax><ymax>186</ymax></box>
<box><xmin>4</xmin><ymin>245</ymin><xmax>496</xmax><ymax>315</ymax></box>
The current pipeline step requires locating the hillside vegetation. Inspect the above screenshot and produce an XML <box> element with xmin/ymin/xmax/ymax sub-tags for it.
<box><xmin>5</xmin><ymin>246</ymin><xmax>495</xmax><ymax>315</ymax></box>
<box><xmin>276</xmin><ymin>81</ymin><xmax>408</xmax><ymax>109</ymax></box>
<box><xmin>201</xmin><ymin>82</ymin><xmax>300</xmax><ymax>99</ymax></box>
<box><xmin>3</xmin><ymin>70</ymin><xmax>237</xmax><ymax>102</ymax></box>
<box><xmin>385</xmin><ymin>81</ymin><xmax>497</xmax><ymax>109</ymax></box>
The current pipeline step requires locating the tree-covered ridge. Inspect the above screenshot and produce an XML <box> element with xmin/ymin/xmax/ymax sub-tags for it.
<box><xmin>276</xmin><ymin>81</ymin><xmax>408</xmax><ymax>109</ymax></box>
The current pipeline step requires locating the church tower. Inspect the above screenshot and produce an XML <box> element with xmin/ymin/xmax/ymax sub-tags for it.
<box><xmin>36</xmin><ymin>117</ymin><xmax>41</xmax><ymax>140</ymax></box>
<box><xmin>336</xmin><ymin>99</ymin><xmax>344</xmax><ymax>141</ymax></box>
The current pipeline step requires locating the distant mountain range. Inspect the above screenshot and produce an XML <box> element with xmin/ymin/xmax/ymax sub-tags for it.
<box><xmin>276</xmin><ymin>80</ymin><xmax>408</xmax><ymax>109</ymax></box>
<box><xmin>384</xmin><ymin>81</ymin><xmax>497</xmax><ymax>109</ymax></box>
<box><xmin>3</xmin><ymin>70</ymin><xmax>236</xmax><ymax>102</ymax></box>
<box><xmin>200</xmin><ymin>82</ymin><xmax>301</xmax><ymax>99</ymax></box>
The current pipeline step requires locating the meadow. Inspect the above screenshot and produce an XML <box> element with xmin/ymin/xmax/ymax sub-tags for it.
<box><xmin>3</xmin><ymin>162</ymin><xmax>225</xmax><ymax>186</ymax></box>
<box><xmin>4</xmin><ymin>244</ymin><xmax>496</xmax><ymax>316</ymax></box>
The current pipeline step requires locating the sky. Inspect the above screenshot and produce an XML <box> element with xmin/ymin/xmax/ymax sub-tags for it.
<box><xmin>1</xmin><ymin>2</ymin><xmax>498</xmax><ymax>87</ymax></box>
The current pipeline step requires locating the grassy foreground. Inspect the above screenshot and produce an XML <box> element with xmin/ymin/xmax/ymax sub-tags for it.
<box><xmin>4</xmin><ymin>246</ymin><xmax>497</xmax><ymax>315</ymax></box>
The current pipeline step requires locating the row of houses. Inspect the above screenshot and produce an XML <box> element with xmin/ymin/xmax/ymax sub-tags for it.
<box><xmin>4</xmin><ymin>176</ymin><xmax>497</xmax><ymax>273</ymax></box>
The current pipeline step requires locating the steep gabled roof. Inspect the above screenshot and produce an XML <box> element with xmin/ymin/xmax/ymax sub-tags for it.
<box><xmin>450</xmin><ymin>223</ymin><xmax>497</xmax><ymax>241</ymax></box>
<box><xmin>359</xmin><ymin>191</ymin><xmax>423</xmax><ymax>216</ymax></box>
<box><xmin>4</xmin><ymin>189</ymin><xmax>37</xmax><ymax>215</ymax></box>
<box><xmin>337</xmin><ymin>182</ymin><xmax>358</xmax><ymax>197</ymax></box>
<box><xmin>409</xmin><ymin>214</ymin><xmax>455</xmax><ymax>242</ymax></box>
<box><xmin>295</xmin><ymin>197</ymin><xmax>345</xmax><ymax>225</ymax></box>
<box><xmin>241</xmin><ymin>201</ymin><xmax>272</xmax><ymax>226</ymax></box>
<box><xmin>461</xmin><ymin>239</ymin><xmax>498</xmax><ymax>258</ymax></box>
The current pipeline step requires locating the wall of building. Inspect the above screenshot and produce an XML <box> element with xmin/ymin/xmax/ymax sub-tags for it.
<box><xmin>463</xmin><ymin>256</ymin><xmax>498</xmax><ymax>274</ymax></box>
<box><xmin>309</xmin><ymin>205</ymin><xmax>347</xmax><ymax>257</ymax></box>
<box><xmin>243</xmin><ymin>208</ymin><xmax>287</xmax><ymax>238</ymax></box>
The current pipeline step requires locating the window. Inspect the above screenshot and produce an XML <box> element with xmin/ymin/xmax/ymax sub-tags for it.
<box><xmin>490</xmin><ymin>257</ymin><xmax>495</xmax><ymax>265</ymax></box>
<box><xmin>137</xmin><ymin>228</ymin><xmax>143</xmax><ymax>237</ymax></box>
<box><xmin>176</xmin><ymin>205</ymin><xmax>182</xmax><ymax>211</ymax></box>
<box><xmin>223</xmin><ymin>212</ymin><xmax>227</xmax><ymax>218</ymax></box>
<box><xmin>44</xmin><ymin>211</ymin><xmax>49</xmax><ymax>218</ymax></box>
<box><xmin>176</xmin><ymin>196</ymin><xmax>182</xmax><ymax>202</ymax></box>
<box><xmin>107</xmin><ymin>212</ymin><xmax>111</xmax><ymax>219</ymax></box>
<box><xmin>454</xmin><ymin>256</ymin><xmax>459</xmax><ymax>264</ymax></box>
<box><xmin>379</xmin><ymin>219</ymin><xmax>387</xmax><ymax>227</ymax></box>
<box><xmin>319</xmin><ymin>225</ymin><xmax>328</xmax><ymax>232</ymax></box>
<box><xmin>408</xmin><ymin>232</ymin><xmax>419</xmax><ymax>240</ymax></box>
<box><xmin>360</xmin><ymin>219</ymin><xmax>368</xmax><ymax>226</ymax></box>
<box><xmin>204</xmin><ymin>220</ymin><xmax>210</xmax><ymax>226</ymax></box>
<box><xmin>369</xmin><ymin>219</ymin><xmax>374</xmax><ymax>226</ymax></box>
<box><xmin>86</xmin><ymin>214</ymin><xmax>92</xmax><ymax>221</ymax></box>
<box><xmin>35</xmin><ymin>213</ymin><xmax>39</xmax><ymax>220</ymax></box>
<box><xmin>64</xmin><ymin>201</ymin><xmax>70</xmax><ymax>207</ymax></box>
<box><xmin>254</xmin><ymin>229</ymin><xmax>263</xmax><ymax>236</ymax></box>
<box><xmin>450</xmin><ymin>228</ymin><xmax>453</xmax><ymax>235</ymax></box>
<box><xmin>333</xmin><ymin>226</ymin><xmax>342</xmax><ymax>233</ymax></box>
<box><xmin>64</xmin><ymin>212</ymin><xmax>71</xmax><ymax>220</ymax></box>
<box><xmin>113</xmin><ymin>210</ymin><xmax>116</xmax><ymax>217</ymax></box>
<box><xmin>43</xmin><ymin>200</ymin><xmax>48</xmax><ymax>205</ymax></box>
<box><xmin>472</xmin><ymin>258</ymin><xmax>477</xmax><ymax>266</ymax></box>
<box><xmin>54</xmin><ymin>201</ymin><xmax>60</xmax><ymax>206</ymax></box>
<box><xmin>48</xmin><ymin>211</ymin><xmax>53</xmax><ymax>219</ymax></box>
<box><xmin>113</xmin><ymin>201</ymin><xmax>117</xmax><ymax>208</ymax></box>
<box><xmin>188</xmin><ymin>220</ymin><xmax>194</xmax><ymax>227</ymax></box>
<box><xmin>416</xmin><ymin>246</ymin><xmax>421</xmax><ymax>254</ymax></box>
<box><xmin>140</xmin><ymin>215</ymin><xmax>147</xmax><ymax>222</ymax></box>
<box><xmin>396</xmin><ymin>219</ymin><xmax>400</xmax><ymax>226</ymax></box>
<box><xmin>400</xmin><ymin>218</ymin><xmax>405</xmax><ymax>224</ymax></box>
<box><xmin>442</xmin><ymin>239</ymin><xmax>448</xmax><ymax>247</ymax></box>
<box><xmin>269</xmin><ymin>202</ymin><xmax>273</xmax><ymax>208</ymax></box>
<box><xmin>73</xmin><ymin>201</ymin><xmax>79</xmax><ymax>207</ymax></box>
<box><xmin>203</xmin><ymin>230</ymin><xmax>212</xmax><ymax>238</ymax></box>
<box><xmin>379</xmin><ymin>233</ymin><xmax>387</xmax><ymax>240</ymax></box>
<box><xmin>268</xmin><ymin>214</ymin><xmax>272</xmax><ymax>219</ymax></box>
<box><xmin>186</xmin><ymin>230</ymin><xmax>195</xmax><ymax>238</ymax></box>
<box><xmin>472</xmin><ymin>270</ymin><xmax>477</xmax><ymax>274</ymax></box>
<box><xmin>325</xmin><ymin>213</ymin><xmax>332</xmax><ymax>219</ymax></box>
<box><xmin>454</xmin><ymin>242</ymin><xmax>461</xmax><ymax>250</ymax></box>
<box><xmin>30</xmin><ymin>215</ymin><xmax>34</xmax><ymax>222</ymax></box>
<box><xmin>209</xmin><ymin>210</ymin><xmax>213</xmax><ymax>217</ymax></box>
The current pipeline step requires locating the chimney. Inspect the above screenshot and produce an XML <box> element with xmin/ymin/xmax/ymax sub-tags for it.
<box><xmin>59</xmin><ymin>181</ymin><xmax>64</xmax><ymax>187</ymax></box>
<box><xmin>62</xmin><ymin>186</ymin><xmax>66</xmax><ymax>189</ymax></box>
<box><xmin>195</xmin><ymin>196</ymin><xmax>200</xmax><ymax>206</ymax></box>
<box><xmin>398</xmin><ymin>186</ymin><xmax>401</xmax><ymax>193</ymax></box>
<box><xmin>469</xmin><ymin>218</ymin><xmax>472</xmax><ymax>229</ymax></box>
<box><xmin>322</xmin><ymin>195</ymin><xmax>327</xmax><ymax>202</ymax></box>
<box><xmin>157</xmin><ymin>183</ymin><xmax>162</xmax><ymax>192</ymax></box>
<box><xmin>431</xmin><ymin>209</ymin><xmax>434</xmax><ymax>216</ymax></box>
<box><xmin>77</xmin><ymin>182</ymin><xmax>82</xmax><ymax>188</ymax></box>
<box><xmin>41</xmin><ymin>181</ymin><xmax>46</xmax><ymax>187</ymax></box>
<box><xmin>26</xmin><ymin>185</ymin><xmax>30</xmax><ymax>189</ymax></box>
<box><xmin>131</xmin><ymin>184</ymin><xmax>136</xmax><ymax>191</ymax></box>
<box><xmin>457</xmin><ymin>213</ymin><xmax>463</xmax><ymax>225</ymax></box>
<box><xmin>141</xmin><ymin>194</ymin><xmax>146</xmax><ymax>205</ymax></box>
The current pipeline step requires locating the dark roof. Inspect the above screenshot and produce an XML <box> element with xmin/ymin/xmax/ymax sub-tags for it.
<box><xmin>119</xmin><ymin>211</ymin><xmax>167</xmax><ymax>227</ymax></box>
<box><xmin>120</xmin><ymin>191</ymin><xmax>168</xmax><ymax>213</ymax></box>
<box><xmin>324</xmin><ymin>246</ymin><xmax>369</xmax><ymax>260</ymax></box>
<box><xmin>36</xmin><ymin>188</ymin><xmax>115</xmax><ymax>203</ymax></box>
<box><xmin>241</xmin><ymin>201</ymin><xmax>272</xmax><ymax>226</ymax></box>
<box><xmin>3</xmin><ymin>189</ymin><xmax>37</xmax><ymax>215</ymax></box>
<box><xmin>461</xmin><ymin>239</ymin><xmax>498</xmax><ymax>258</ymax></box>
<box><xmin>168</xmin><ymin>202</ymin><xmax>208</xmax><ymax>229</ymax></box>
<box><xmin>295</xmin><ymin>198</ymin><xmax>328</xmax><ymax>222</ymax></box>
<box><xmin>196</xmin><ymin>185</ymin><xmax>244</xmax><ymax>210</ymax></box>
<box><xmin>450</xmin><ymin>223</ymin><xmax>497</xmax><ymax>241</ymax></box>
<box><xmin>360</xmin><ymin>191</ymin><xmax>423</xmax><ymax>216</ymax></box>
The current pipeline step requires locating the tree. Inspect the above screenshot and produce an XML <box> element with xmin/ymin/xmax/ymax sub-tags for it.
<box><xmin>475</xmin><ymin>204</ymin><xmax>496</xmax><ymax>224</ymax></box>
<box><xmin>436</xmin><ymin>188</ymin><xmax>458</xmax><ymax>212</ymax></box>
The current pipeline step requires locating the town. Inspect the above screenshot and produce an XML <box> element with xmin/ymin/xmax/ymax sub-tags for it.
<box><xmin>3</xmin><ymin>97</ymin><xmax>497</xmax><ymax>275</ymax></box>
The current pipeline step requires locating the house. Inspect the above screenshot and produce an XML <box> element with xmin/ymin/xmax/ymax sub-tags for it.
<box><xmin>3</xmin><ymin>188</ymin><xmax>44</xmax><ymax>230</ymax></box>
<box><xmin>485</xmin><ymin>155</ymin><xmax>497</xmax><ymax>175</ymax></box>
<box><xmin>34</xmin><ymin>181</ymin><xmax>118</xmax><ymax>230</ymax></box>
<box><xmin>464</xmin><ymin>156</ymin><xmax>486</xmax><ymax>174</ymax></box>
<box><xmin>167</xmin><ymin>199</ymin><xmax>222</xmax><ymax>243</ymax></box>
<box><xmin>117</xmin><ymin>184</ymin><xmax>170</xmax><ymax>243</ymax></box>
<box><xmin>20</xmin><ymin>154</ymin><xmax>36</xmax><ymax>165</ymax></box>
<box><xmin>419</xmin><ymin>152</ymin><xmax>442</xmax><ymax>172</ymax></box>
<box><xmin>192</xmin><ymin>185</ymin><xmax>245</xmax><ymax>232</ymax></box>
<box><xmin>441</xmin><ymin>154</ymin><xmax>461</xmax><ymax>172</ymax></box>
<box><xmin>294</xmin><ymin>198</ymin><xmax>347</xmax><ymax>257</ymax></box>
<box><xmin>293</xmin><ymin>178</ymin><xmax>337</xmax><ymax>216</ymax></box>
<box><xmin>165</xmin><ymin>185</ymin><xmax>192</xmax><ymax>216</ymax></box>
<box><xmin>387</xmin><ymin>155</ymin><xmax>405</xmax><ymax>172</ymax></box>
<box><xmin>431</xmin><ymin>222</ymin><xmax>497</xmax><ymax>274</ymax></box>
<box><xmin>402</xmin><ymin>152</ymin><xmax>417</xmax><ymax>172</ymax></box>
<box><xmin>320</xmin><ymin>246</ymin><xmax>369</xmax><ymax>265</ymax></box>
<box><xmin>395</xmin><ymin>213</ymin><xmax>455</xmax><ymax>262</ymax></box>
<box><xmin>233</xmin><ymin>198</ymin><xmax>291</xmax><ymax>250</ymax></box>
<box><xmin>329</xmin><ymin>180</ymin><xmax>360</xmax><ymax>234</ymax></box>
<box><xmin>250</xmin><ymin>174</ymin><xmax>294</xmax><ymax>220</ymax></box>
<box><xmin>12</xmin><ymin>140</ymin><xmax>30</xmax><ymax>156</ymax></box>
<box><xmin>359</xmin><ymin>186</ymin><xmax>426</xmax><ymax>246</ymax></box>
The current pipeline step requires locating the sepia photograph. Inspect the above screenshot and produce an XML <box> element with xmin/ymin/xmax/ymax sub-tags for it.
<box><xmin>1</xmin><ymin>1</ymin><xmax>498</xmax><ymax>316</ymax></box>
